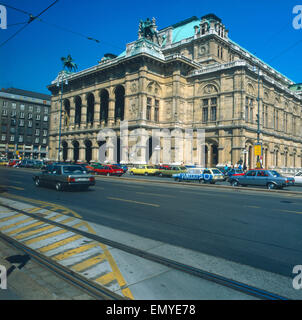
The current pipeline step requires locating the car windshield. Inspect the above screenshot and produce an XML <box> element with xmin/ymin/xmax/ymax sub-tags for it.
<box><xmin>212</xmin><ymin>169</ymin><xmax>221</xmax><ymax>174</ymax></box>
<box><xmin>147</xmin><ymin>166</ymin><xmax>154</xmax><ymax>169</ymax></box>
<box><xmin>270</xmin><ymin>170</ymin><xmax>282</xmax><ymax>178</ymax></box>
<box><xmin>111</xmin><ymin>166</ymin><xmax>120</xmax><ymax>169</ymax></box>
<box><xmin>62</xmin><ymin>166</ymin><xmax>86</xmax><ymax>174</ymax></box>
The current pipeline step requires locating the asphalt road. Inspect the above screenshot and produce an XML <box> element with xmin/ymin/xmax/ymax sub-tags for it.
<box><xmin>0</xmin><ymin>167</ymin><xmax>301</xmax><ymax>278</ymax></box>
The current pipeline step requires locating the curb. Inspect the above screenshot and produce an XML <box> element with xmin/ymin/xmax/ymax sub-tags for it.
<box><xmin>95</xmin><ymin>175</ymin><xmax>302</xmax><ymax>196</ymax></box>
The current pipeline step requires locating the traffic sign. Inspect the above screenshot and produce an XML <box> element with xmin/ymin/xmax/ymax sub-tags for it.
<box><xmin>254</xmin><ymin>144</ymin><xmax>262</xmax><ymax>157</ymax></box>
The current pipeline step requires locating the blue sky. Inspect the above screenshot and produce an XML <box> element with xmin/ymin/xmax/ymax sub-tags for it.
<box><xmin>0</xmin><ymin>0</ymin><xmax>301</xmax><ymax>94</ymax></box>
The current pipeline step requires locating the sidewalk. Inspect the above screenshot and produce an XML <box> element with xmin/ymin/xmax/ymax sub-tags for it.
<box><xmin>0</xmin><ymin>238</ymin><xmax>94</xmax><ymax>300</ymax></box>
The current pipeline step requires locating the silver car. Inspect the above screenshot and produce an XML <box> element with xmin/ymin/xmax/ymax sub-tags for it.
<box><xmin>229</xmin><ymin>170</ymin><xmax>291</xmax><ymax>190</ymax></box>
<box><xmin>33</xmin><ymin>165</ymin><xmax>95</xmax><ymax>191</ymax></box>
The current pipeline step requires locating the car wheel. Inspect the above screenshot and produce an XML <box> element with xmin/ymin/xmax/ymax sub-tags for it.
<box><xmin>267</xmin><ymin>183</ymin><xmax>276</xmax><ymax>190</ymax></box>
<box><xmin>144</xmin><ymin>172</ymin><xmax>148</xmax><ymax>176</ymax></box>
<box><xmin>55</xmin><ymin>182</ymin><xmax>63</xmax><ymax>191</ymax></box>
<box><xmin>159</xmin><ymin>173</ymin><xmax>163</xmax><ymax>177</ymax></box>
<box><xmin>130</xmin><ymin>171</ymin><xmax>134</xmax><ymax>176</ymax></box>
<box><xmin>231</xmin><ymin>180</ymin><xmax>239</xmax><ymax>187</ymax></box>
<box><xmin>174</xmin><ymin>178</ymin><xmax>179</xmax><ymax>182</ymax></box>
<box><xmin>106</xmin><ymin>173</ymin><xmax>110</xmax><ymax>177</ymax></box>
<box><xmin>35</xmin><ymin>178</ymin><xmax>40</xmax><ymax>187</ymax></box>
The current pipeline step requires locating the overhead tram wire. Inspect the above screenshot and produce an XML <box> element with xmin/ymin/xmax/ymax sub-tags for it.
<box><xmin>0</xmin><ymin>2</ymin><xmax>121</xmax><ymax>49</ymax></box>
<box><xmin>0</xmin><ymin>0</ymin><xmax>59</xmax><ymax>48</ymax></box>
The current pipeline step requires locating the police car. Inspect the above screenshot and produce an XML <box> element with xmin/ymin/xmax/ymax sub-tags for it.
<box><xmin>173</xmin><ymin>168</ymin><xmax>204</xmax><ymax>182</ymax></box>
<box><xmin>173</xmin><ymin>168</ymin><xmax>224</xmax><ymax>184</ymax></box>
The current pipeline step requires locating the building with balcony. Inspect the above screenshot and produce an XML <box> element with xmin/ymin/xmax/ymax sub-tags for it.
<box><xmin>0</xmin><ymin>88</ymin><xmax>51</xmax><ymax>159</ymax></box>
<box><xmin>47</xmin><ymin>14</ymin><xmax>302</xmax><ymax>168</ymax></box>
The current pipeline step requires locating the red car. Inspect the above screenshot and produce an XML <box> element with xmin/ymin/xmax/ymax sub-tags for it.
<box><xmin>88</xmin><ymin>163</ymin><xmax>124</xmax><ymax>176</ymax></box>
<box><xmin>8</xmin><ymin>160</ymin><xmax>20</xmax><ymax>167</ymax></box>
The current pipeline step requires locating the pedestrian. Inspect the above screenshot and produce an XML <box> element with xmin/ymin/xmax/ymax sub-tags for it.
<box><xmin>243</xmin><ymin>163</ymin><xmax>247</xmax><ymax>171</ymax></box>
<box><xmin>238</xmin><ymin>163</ymin><xmax>242</xmax><ymax>170</ymax></box>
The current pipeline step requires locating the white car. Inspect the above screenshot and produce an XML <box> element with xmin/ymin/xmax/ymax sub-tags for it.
<box><xmin>293</xmin><ymin>171</ymin><xmax>302</xmax><ymax>185</ymax></box>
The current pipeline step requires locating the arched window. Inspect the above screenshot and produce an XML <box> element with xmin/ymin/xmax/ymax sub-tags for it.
<box><xmin>63</xmin><ymin>99</ymin><xmax>70</xmax><ymax>126</ymax></box>
<box><xmin>74</xmin><ymin>96</ymin><xmax>82</xmax><ymax>125</ymax></box>
<box><xmin>100</xmin><ymin>89</ymin><xmax>109</xmax><ymax>123</ymax></box>
<box><xmin>62</xmin><ymin>141</ymin><xmax>68</xmax><ymax>161</ymax></box>
<box><xmin>87</xmin><ymin>94</ymin><xmax>95</xmax><ymax>125</ymax></box>
<box><xmin>73</xmin><ymin>141</ymin><xmax>79</xmax><ymax>162</ymax></box>
<box><xmin>115</xmin><ymin>85</ymin><xmax>125</xmax><ymax>121</ymax></box>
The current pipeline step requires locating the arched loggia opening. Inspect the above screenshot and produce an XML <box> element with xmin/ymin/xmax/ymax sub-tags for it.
<box><xmin>85</xmin><ymin>140</ymin><xmax>92</xmax><ymax>163</ymax></box>
<box><xmin>63</xmin><ymin>99</ymin><xmax>70</xmax><ymax>126</ymax></box>
<box><xmin>62</xmin><ymin>141</ymin><xmax>68</xmax><ymax>162</ymax></box>
<box><xmin>74</xmin><ymin>96</ymin><xmax>82</xmax><ymax>126</ymax></box>
<box><xmin>100</xmin><ymin>89</ymin><xmax>109</xmax><ymax>123</ymax></box>
<box><xmin>73</xmin><ymin>141</ymin><xmax>79</xmax><ymax>162</ymax></box>
<box><xmin>146</xmin><ymin>136</ymin><xmax>161</xmax><ymax>164</ymax></box>
<box><xmin>211</xmin><ymin>145</ymin><xmax>218</xmax><ymax>167</ymax></box>
<box><xmin>87</xmin><ymin>93</ymin><xmax>95</xmax><ymax>125</ymax></box>
<box><xmin>115</xmin><ymin>85</ymin><xmax>125</xmax><ymax>121</ymax></box>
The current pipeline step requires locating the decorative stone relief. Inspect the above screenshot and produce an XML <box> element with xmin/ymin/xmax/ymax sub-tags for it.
<box><xmin>203</xmin><ymin>84</ymin><xmax>218</xmax><ymax>95</ymax></box>
<box><xmin>129</xmin><ymin>98</ymin><xmax>139</xmax><ymax>118</ymax></box>
<box><xmin>130</xmin><ymin>82</ymin><xmax>138</xmax><ymax>93</ymax></box>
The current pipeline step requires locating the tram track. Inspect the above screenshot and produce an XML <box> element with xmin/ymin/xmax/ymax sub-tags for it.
<box><xmin>0</xmin><ymin>201</ymin><xmax>290</xmax><ymax>301</ymax></box>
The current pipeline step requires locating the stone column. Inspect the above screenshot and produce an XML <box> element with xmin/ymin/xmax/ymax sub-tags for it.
<box><xmin>67</xmin><ymin>147</ymin><xmax>73</xmax><ymax>162</ymax></box>
<box><xmin>69</xmin><ymin>99</ymin><xmax>75</xmax><ymax>130</ymax></box>
<box><xmin>207</xmin><ymin>145</ymin><xmax>212</xmax><ymax>168</ymax></box>
<box><xmin>79</xmin><ymin>146</ymin><xmax>85</xmax><ymax>162</ymax></box>
<box><xmin>92</xmin><ymin>146</ymin><xmax>99</xmax><ymax>162</ymax></box>
<box><xmin>108</xmin><ymin>98</ymin><xmax>115</xmax><ymax>127</ymax></box>
<box><xmin>94</xmin><ymin>101</ymin><xmax>101</xmax><ymax>128</ymax></box>
<box><xmin>81</xmin><ymin>95</ymin><xmax>87</xmax><ymax>129</ymax></box>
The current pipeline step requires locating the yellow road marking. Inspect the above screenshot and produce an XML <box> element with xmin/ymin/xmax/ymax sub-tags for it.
<box><xmin>24</xmin><ymin>219</ymin><xmax>79</xmax><ymax>245</ymax></box>
<box><xmin>136</xmin><ymin>192</ymin><xmax>175</xmax><ymax>198</ymax></box>
<box><xmin>0</xmin><ymin>185</ymin><xmax>24</xmax><ymax>191</ymax></box>
<box><xmin>14</xmin><ymin>216</ymin><xmax>74</xmax><ymax>240</ymax></box>
<box><xmin>27</xmin><ymin>207</ymin><xmax>46</xmax><ymax>213</ymax></box>
<box><xmin>95</xmin><ymin>272</ymin><xmax>115</xmax><ymax>286</ymax></box>
<box><xmin>0</xmin><ymin>213</ymin><xmax>24</xmax><ymax>223</ymax></box>
<box><xmin>38</xmin><ymin>235</ymin><xmax>82</xmax><ymax>253</ymax></box>
<box><xmin>279</xmin><ymin>210</ymin><xmax>302</xmax><ymax>215</ymax></box>
<box><xmin>0</xmin><ymin>217</ymin><xmax>34</xmax><ymax>231</ymax></box>
<box><xmin>52</xmin><ymin>242</ymin><xmax>99</xmax><ymax>261</ymax></box>
<box><xmin>7</xmin><ymin>214</ymin><xmax>62</xmax><ymax>236</ymax></box>
<box><xmin>71</xmin><ymin>254</ymin><xmax>106</xmax><ymax>272</ymax></box>
<box><xmin>0</xmin><ymin>193</ymin><xmax>134</xmax><ymax>299</ymax></box>
<box><xmin>107</xmin><ymin>197</ymin><xmax>160</xmax><ymax>208</ymax></box>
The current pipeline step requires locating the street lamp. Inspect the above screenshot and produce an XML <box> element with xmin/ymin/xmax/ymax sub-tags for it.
<box><xmin>56</xmin><ymin>71</ymin><xmax>69</xmax><ymax>162</ymax></box>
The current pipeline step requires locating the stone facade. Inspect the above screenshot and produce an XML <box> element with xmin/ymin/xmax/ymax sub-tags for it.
<box><xmin>48</xmin><ymin>14</ymin><xmax>302</xmax><ymax>168</ymax></box>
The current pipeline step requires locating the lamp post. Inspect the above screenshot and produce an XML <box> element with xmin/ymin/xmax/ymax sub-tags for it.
<box><xmin>56</xmin><ymin>71</ymin><xmax>68</xmax><ymax>162</ymax></box>
<box><xmin>255</xmin><ymin>65</ymin><xmax>262</xmax><ymax>169</ymax></box>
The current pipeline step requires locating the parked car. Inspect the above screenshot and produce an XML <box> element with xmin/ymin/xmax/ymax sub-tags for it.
<box><xmin>112</xmin><ymin>164</ymin><xmax>128</xmax><ymax>173</ymax></box>
<box><xmin>229</xmin><ymin>169</ymin><xmax>293</xmax><ymax>189</ymax></box>
<box><xmin>173</xmin><ymin>168</ymin><xmax>204</xmax><ymax>182</ymax></box>
<box><xmin>17</xmin><ymin>159</ymin><xmax>35</xmax><ymax>168</ymax></box>
<box><xmin>158</xmin><ymin>166</ymin><xmax>187</xmax><ymax>177</ymax></box>
<box><xmin>293</xmin><ymin>171</ymin><xmax>302</xmax><ymax>185</ymax></box>
<box><xmin>33</xmin><ymin>164</ymin><xmax>95</xmax><ymax>191</ymax></box>
<box><xmin>225</xmin><ymin>169</ymin><xmax>245</xmax><ymax>181</ymax></box>
<box><xmin>7</xmin><ymin>159</ymin><xmax>20</xmax><ymax>167</ymax></box>
<box><xmin>130</xmin><ymin>165</ymin><xmax>159</xmax><ymax>176</ymax></box>
<box><xmin>0</xmin><ymin>158</ymin><xmax>9</xmax><ymax>166</ymax></box>
<box><xmin>88</xmin><ymin>163</ymin><xmax>124</xmax><ymax>176</ymax></box>
<box><xmin>33</xmin><ymin>160</ymin><xmax>44</xmax><ymax>169</ymax></box>
<box><xmin>201</xmin><ymin>168</ymin><xmax>225</xmax><ymax>184</ymax></box>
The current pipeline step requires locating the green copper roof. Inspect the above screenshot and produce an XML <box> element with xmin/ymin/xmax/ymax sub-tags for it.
<box><xmin>289</xmin><ymin>83</ymin><xmax>302</xmax><ymax>91</ymax></box>
<box><xmin>172</xmin><ymin>17</ymin><xmax>200</xmax><ymax>43</ymax></box>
